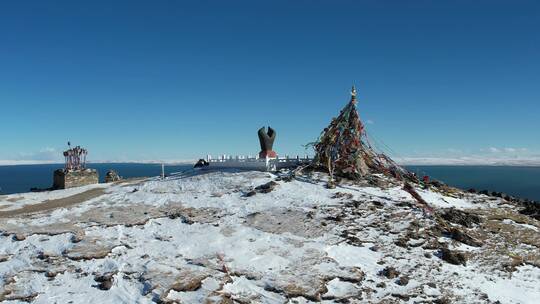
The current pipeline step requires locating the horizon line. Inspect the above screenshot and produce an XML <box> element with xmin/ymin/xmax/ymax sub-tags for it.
<box><xmin>1</xmin><ymin>157</ymin><xmax>540</xmax><ymax>167</ymax></box>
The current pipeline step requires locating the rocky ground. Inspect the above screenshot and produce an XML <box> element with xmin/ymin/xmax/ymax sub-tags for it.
<box><xmin>0</xmin><ymin>169</ymin><xmax>538</xmax><ymax>303</ymax></box>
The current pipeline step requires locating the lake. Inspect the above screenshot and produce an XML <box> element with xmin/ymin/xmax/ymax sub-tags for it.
<box><xmin>406</xmin><ymin>165</ymin><xmax>540</xmax><ymax>201</ymax></box>
<box><xmin>0</xmin><ymin>163</ymin><xmax>193</xmax><ymax>195</ymax></box>
<box><xmin>0</xmin><ymin>163</ymin><xmax>539</xmax><ymax>201</ymax></box>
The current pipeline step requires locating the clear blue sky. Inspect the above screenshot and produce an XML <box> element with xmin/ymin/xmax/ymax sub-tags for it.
<box><xmin>1</xmin><ymin>0</ymin><xmax>539</xmax><ymax>163</ymax></box>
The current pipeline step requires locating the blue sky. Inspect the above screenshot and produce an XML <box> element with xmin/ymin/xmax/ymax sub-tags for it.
<box><xmin>1</xmin><ymin>1</ymin><xmax>539</xmax><ymax>163</ymax></box>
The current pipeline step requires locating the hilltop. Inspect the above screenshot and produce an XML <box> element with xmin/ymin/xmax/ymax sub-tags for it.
<box><xmin>0</xmin><ymin>169</ymin><xmax>538</xmax><ymax>303</ymax></box>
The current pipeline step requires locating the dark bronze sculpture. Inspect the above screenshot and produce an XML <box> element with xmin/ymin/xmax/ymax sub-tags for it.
<box><xmin>258</xmin><ymin>127</ymin><xmax>277</xmax><ymax>158</ymax></box>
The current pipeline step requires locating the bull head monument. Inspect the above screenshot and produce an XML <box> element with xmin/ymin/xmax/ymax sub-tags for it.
<box><xmin>258</xmin><ymin>126</ymin><xmax>277</xmax><ymax>159</ymax></box>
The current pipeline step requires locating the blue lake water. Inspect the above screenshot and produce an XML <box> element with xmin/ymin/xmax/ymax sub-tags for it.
<box><xmin>0</xmin><ymin>163</ymin><xmax>539</xmax><ymax>201</ymax></box>
<box><xmin>0</xmin><ymin>163</ymin><xmax>193</xmax><ymax>195</ymax></box>
<box><xmin>406</xmin><ymin>165</ymin><xmax>540</xmax><ymax>201</ymax></box>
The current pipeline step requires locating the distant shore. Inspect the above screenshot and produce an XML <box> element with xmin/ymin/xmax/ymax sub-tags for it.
<box><xmin>0</xmin><ymin>160</ymin><xmax>196</xmax><ymax>167</ymax></box>
<box><xmin>1</xmin><ymin>163</ymin><xmax>540</xmax><ymax>202</ymax></box>
<box><xmin>397</xmin><ymin>157</ymin><xmax>540</xmax><ymax>167</ymax></box>
<box><xmin>1</xmin><ymin>159</ymin><xmax>540</xmax><ymax>167</ymax></box>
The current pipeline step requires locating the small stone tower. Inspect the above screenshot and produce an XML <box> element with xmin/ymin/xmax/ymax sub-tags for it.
<box><xmin>53</xmin><ymin>144</ymin><xmax>98</xmax><ymax>189</ymax></box>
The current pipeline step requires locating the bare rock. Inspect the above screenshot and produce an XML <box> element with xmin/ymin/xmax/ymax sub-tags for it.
<box><xmin>282</xmin><ymin>283</ymin><xmax>324</xmax><ymax>302</ymax></box>
<box><xmin>104</xmin><ymin>170</ymin><xmax>121</xmax><ymax>183</ymax></box>
<box><xmin>64</xmin><ymin>240</ymin><xmax>113</xmax><ymax>261</ymax></box>
<box><xmin>438</xmin><ymin>248</ymin><xmax>467</xmax><ymax>266</ymax></box>
<box><xmin>449</xmin><ymin>228</ymin><xmax>482</xmax><ymax>247</ymax></box>
<box><xmin>12</xmin><ymin>234</ymin><xmax>25</xmax><ymax>241</ymax></box>
<box><xmin>396</xmin><ymin>275</ymin><xmax>409</xmax><ymax>286</ymax></box>
<box><xmin>380</xmin><ymin>266</ymin><xmax>400</xmax><ymax>279</ymax></box>
<box><xmin>255</xmin><ymin>181</ymin><xmax>278</xmax><ymax>193</ymax></box>
<box><xmin>93</xmin><ymin>273</ymin><xmax>114</xmax><ymax>290</ymax></box>
<box><xmin>394</xmin><ymin>238</ymin><xmax>408</xmax><ymax>248</ymax></box>
<box><xmin>519</xmin><ymin>201</ymin><xmax>540</xmax><ymax>221</ymax></box>
<box><xmin>434</xmin><ymin>297</ymin><xmax>452</xmax><ymax>304</ymax></box>
<box><xmin>245</xmin><ymin>208</ymin><xmax>330</xmax><ymax>238</ymax></box>
<box><xmin>170</xmin><ymin>276</ymin><xmax>206</xmax><ymax>292</ymax></box>
<box><xmin>440</xmin><ymin>208</ymin><xmax>482</xmax><ymax>228</ymax></box>
<box><xmin>331</xmin><ymin>192</ymin><xmax>354</xmax><ymax>200</ymax></box>
<box><xmin>392</xmin><ymin>293</ymin><xmax>410</xmax><ymax>301</ymax></box>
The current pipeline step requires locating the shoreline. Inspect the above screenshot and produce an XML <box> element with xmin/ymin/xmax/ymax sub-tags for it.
<box><xmin>1</xmin><ymin>165</ymin><xmax>540</xmax><ymax>203</ymax></box>
<box><xmin>1</xmin><ymin>159</ymin><xmax>540</xmax><ymax>167</ymax></box>
<box><xmin>0</xmin><ymin>161</ymin><xmax>196</xmax><ymax>167</ymax></box>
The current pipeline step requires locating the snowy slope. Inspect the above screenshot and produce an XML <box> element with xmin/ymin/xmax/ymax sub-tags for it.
<box><xmin>0</xmin><ymin>170</ymin><xmax>538</xmax><ymax>303</ymax></box>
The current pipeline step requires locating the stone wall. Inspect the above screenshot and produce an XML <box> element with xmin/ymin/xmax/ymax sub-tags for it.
<box><xmin>53</xmin><ymin>169</ymin><xmax>99</xmax><ymax>189</ymax></box>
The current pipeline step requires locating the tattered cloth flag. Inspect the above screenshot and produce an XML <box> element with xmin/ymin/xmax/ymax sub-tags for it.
<box><xmin>312</xmin><ymin>86</ymin><xmax>411</xmax><ymax>181</ymax></box>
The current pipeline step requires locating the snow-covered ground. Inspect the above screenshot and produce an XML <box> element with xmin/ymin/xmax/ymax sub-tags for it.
<box><xmin>0</xmin><ymin>183</ymin><xmax>109</xmax><ymax>212</ymax></box>
<box><xmin>0</xmin><ymin>170</ymin><xmax>538</xmax><ymax>303</ymax></box>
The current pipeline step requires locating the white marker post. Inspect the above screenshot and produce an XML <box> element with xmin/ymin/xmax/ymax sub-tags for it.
<box><xmin>161</xmin><ymin>163</ymin><xmax>165</xmax><ymax>180</ymax></box>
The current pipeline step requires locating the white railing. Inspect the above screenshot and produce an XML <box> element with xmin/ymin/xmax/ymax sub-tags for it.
<box><xmin>204</xmin><ymin>154</ymin><xmax>313</xmax><ymax>171</ymax></box>
<box><xmin>206</xmin><ymin>154</ymin><xmax>312</xmax><ymax>163</ymax></box>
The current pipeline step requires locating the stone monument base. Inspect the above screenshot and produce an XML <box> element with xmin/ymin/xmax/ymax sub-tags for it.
<box><xmin>53</xmin><ymin>169</ymin><xmax>99</xmax><ymax>189</ymax></box>
<box><xmin>259</xmin><ymin>150</ymin><xmax>277</xmax><ymax>159</ymax></box>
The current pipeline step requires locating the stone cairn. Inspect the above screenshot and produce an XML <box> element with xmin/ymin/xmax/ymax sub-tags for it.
<box><xmin>53</xmin><ymin>143</ymin><xmax>98</xmax><ymax>189</ymax></box>
<box><xmin>312</xmin><ymin>86</ymin><xmax>415</xmax><ymax>184</ymax></box>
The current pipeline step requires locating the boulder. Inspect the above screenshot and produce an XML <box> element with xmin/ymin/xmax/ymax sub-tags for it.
<box><xmin>194</xmin><ymin>159</ymin><xmax>209</xmax><ymax>168</ymax></box>
<box><xmin>380</xmin><ymin>266</ymin><xmax>400</xmax><ymax>279</ymax></box>
<box><xmin>438</xmin><ymin>248</ymin><xmax>467</xmax><ymax>266</ymax></box>
<box><xmin>104</xmin><ymin>170</ymin><xmax>121</xmax><ymax>183</ymax></box>
<box><xmin>519</xmin><ymin>201</ymin><xmax>540</xmax><ymax>221</ymax></box>
<box><xmin>440</xmin><ymin>208</ymin><xmax>482</xmax><ymax>228</ymax></box>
